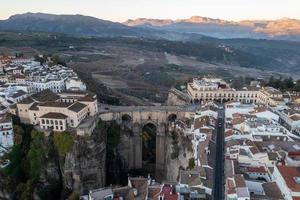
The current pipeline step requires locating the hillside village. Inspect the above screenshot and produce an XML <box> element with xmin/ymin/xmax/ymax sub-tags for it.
<box><xmin>0</xmin><ymin>55</ymin><xmax>93</xmax><ymax>155</ymax></box>
<box><xmin>2</xmin><ymin>54</ymin><xmax>300</xmax><ymax>200</ymax></box>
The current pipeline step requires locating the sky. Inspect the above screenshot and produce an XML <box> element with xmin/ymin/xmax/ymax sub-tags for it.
<box><xmin>0</xmin><ymin>0</ymin><xmax>300</xmax><ymax>22</ymax></box>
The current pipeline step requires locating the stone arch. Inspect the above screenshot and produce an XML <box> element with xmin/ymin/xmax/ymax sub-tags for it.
<box><xmin>121</xmin><ymin>113</ymin><xmax>132</xmax><ymax>123</ymax></box>
<box><xmin>167</xmin><ymin>113</ymin><xmax>177</xmax><ymax>123</ymax></box>
<box><xmin>142</xmin><ymin>122</ymin><xmax>157</xmax><ymax>171</ymax></box>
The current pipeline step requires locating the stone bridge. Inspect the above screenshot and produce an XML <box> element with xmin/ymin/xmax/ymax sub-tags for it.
<box><xmin>98</xmin><ymin>105</ymin><xmax>198</xmax><ymax>178</ymax></box>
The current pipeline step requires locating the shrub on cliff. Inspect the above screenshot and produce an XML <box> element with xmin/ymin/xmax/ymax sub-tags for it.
<box><xmin>28</xmin><ymin>130</ymin><xmax>44</xmax><ymax>180</ymax></box>
<box><xmin>53</xmin><ymin>132</ymin><xmax>74</xmax><ymax>155</ymax></box>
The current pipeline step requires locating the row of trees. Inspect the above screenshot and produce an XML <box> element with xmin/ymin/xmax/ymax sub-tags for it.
<box><xmin>267</xmin><ymin>76</ymin><xmax>300</xmax><ymax>92</ymax></box>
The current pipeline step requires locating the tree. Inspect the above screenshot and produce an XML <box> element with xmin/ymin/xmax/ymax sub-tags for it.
<box><xmin>53</xmin><ymin>132</ymin><xmax>74</xmax><ymax>155</ymax></box>
<box><xmin>13</xmin><ymin>125</ymin><xmax>24</xmax><ymax>145</ymax></box>
<box><xmin>28</xmin><ymin>130</ymin><xmax>44</xmax><ymax>180</ymax></box>
<box><xmin>67</xmin><ymin>192</ymin><xmax>80</xmax><ymax>200</ymax></box>
<box><xmin>188</xmin><ymin>158</ymin><xmax>195</xmax><ymax>169</ymax></box>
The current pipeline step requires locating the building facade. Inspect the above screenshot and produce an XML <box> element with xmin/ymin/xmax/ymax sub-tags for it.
<box><xmin>187</xmin><ymin>78</ymin><xmax>283</xmax><ymax>106</ymax></box>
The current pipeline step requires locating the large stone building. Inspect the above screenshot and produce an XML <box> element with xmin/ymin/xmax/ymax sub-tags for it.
<box><xmin>16</xmin><ymin>90</ymin><xmax>98</xmax><ymax>132</ymax></box>
<box><xmin>187</xmin><ymin>77</ymin><xmax>283</xmax><ymax>106</ymax></box>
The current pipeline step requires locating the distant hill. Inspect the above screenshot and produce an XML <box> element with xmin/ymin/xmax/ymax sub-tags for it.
<box><xmin>0</xmin><ymin>13</ymin><xmax>140</xmax><ymax>37</ymax></box>
<box><xmin>0</xmin><ymin>13</ymin><xmax>207</xmax><ymax>41</ymax></box>
<box><xmin>124</xmin><ymin>16</ymin><xmax>300</xmax><ymax>41</ymax></box>
<box><xmin>2</xmin><ymin>13</ymin><xmax>300</xmax><ymax>41</ymax></box>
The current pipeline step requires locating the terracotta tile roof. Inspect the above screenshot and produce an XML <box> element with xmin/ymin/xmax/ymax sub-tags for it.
<box><xmin>194</xmin><ymin>116</ymin><xmax>209</xmax><ymax>129</ymax></box>
<box><xmin>249</xmin><ymin>146</ymin><xmax>260</xmax><ymax>155</ymax></box>
<box><xmin>68</xmin><ymin>102</ymin><xmax>87</xmax><ymax>113</ymax></box>
<box><xmin>112</xmin><ymin>186</ymin><xmax>135</xmax><ymax>200</ymax></box>
<box><xmin>290</xmin><ymin>114</ymin><xmax>300</xmax><ymax>121</ymax></box>
<box><xmin>31</xmin><ymin>89</ymin><xmax>60</xmax><ymax>102</ymax></box>
<box><xmin>29</xmin><ymin>102</ymin><xmax>39</xmax><ymax>111</ymax></box>
<box><xmin>40</xmin><ymin>112</ymin><xmax>68</xmax><ymax>119</ymax></box>
<box><xmin>19</xmin><ymin>97</ymin><xmax>34</xmax><ymax>104</ymax></box>
<box><xmin>148</xmin><ymin>185</ymin><xmax>162</xmax><ymax>200</ymax></box>
<box><xmin>226</xmin><ymin>179</ymin><xmax>236</xmax><ymax>194</ymax></box>
<box><xmin>288</xmin><ymin>151</ymin><xmax>300</xmax><ymax>157</ymax></box>
<box><xmin>234</xmin><ymin>174</ymin><xmax>246</xmax><ymax>188</ymax></box>
<box><xmin>79</xmin><ymin>94</ymin><xmax>96</xmax><ymax>102</ymax></box>
<box><xmin>128</xmin><ymin>177</ymin><xmax>148</xmax><ymax>199</ymax></box>
<box><xmin>277</xmin><ymin>165</ymin><xmax>300</xmax><ymax>192</ymax></box>
<box><xmin>262</xmin><ymin>182</ymin><xmax>283</xmax><ymax>200</ymax></box>
<box><xmin>253</xmin><ymin>107</ymin><xmax>267</xmax><ymax>113</ymax></box>
<box><xmin>0</xmin><ymin>113</ymin><xmax>12</xmax><ymax>123</ymax></box>
<box><xmin>160</xmin><ymin>184</ymin><xmax>178</xmax><ymax>200</ymax></box>
<box><xmin>232</xmin><ymin>117</ymin><xmax>245</xmax><ymax>125</ymax></box>
<box><xmin>40</xmin><ymin>101</ymin><xmax>71</xmax><ymax>108</ymax></box>
<box><xmin>246</xmin><ymin>166</ymin><xmax>267</xmax><ymax>173</ymax></box>
<box><xmin>225</xmin><ymin>129</ymin><xmax>233</xmax><ymax>137</ymax></box>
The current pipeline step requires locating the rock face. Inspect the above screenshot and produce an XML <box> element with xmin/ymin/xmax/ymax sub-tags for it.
<box><xmin>167</xmin><ymin>88</ymin><xmax>191</xmax><ymax>106</ymax></box>
<box><xmin>164</xmin><ymin>132</ymin><xmax>193</xmax><ymax>181</ymax></box>
<box><xmin>39</xmin><ymin>127</ymin><xmax>107</xmax><ymax>196</ymax></box>
<box><xmin>62</xmin><ymin>130</ymin><xmax>106</xmax><ymax>194</ymax></box>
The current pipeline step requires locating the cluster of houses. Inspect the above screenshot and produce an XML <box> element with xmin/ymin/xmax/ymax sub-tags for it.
<box><xmin>84</xmin><ymin>176</ymin><xmax>207</xmax><ymax>200</ymax></box>
<box><xmin>224</xmin><ymin>101</ymin><xmax>300</xmax><ymax>200</ymax></box>
<box><xmin>0</xmin><ymin>55</ymin><xmax>92</xmax><ymax>156</ymax></box>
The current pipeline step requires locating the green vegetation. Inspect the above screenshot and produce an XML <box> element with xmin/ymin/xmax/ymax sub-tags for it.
<box><xmin>28</xmin><ymin>130</ymin><xmax>44</xmax><ymax>180</ymax></box>
<box><xmin>66</xmin><ymin>191</ymin><xmax>80</xmax><ymax>200</ymax></box>
<box><xmin>1</xmin><ymin>31</ymin><xmax>299</xmax><ymax>73</ymax></box>
<box><xmin>53</xmin><ymin>132</ymin><xmax>74</xmax><ymax>155</ymax></box>
<box><xmin>188</xmin><ymin>158</ymin><xmax>195</xmax><ymax>169</ymax></box>
<box><xmin>266</xmin><ymin>76</ymin><xmax>299</xmax><ymax>92</ymax></box>
<box><xmin>106</xmin><ymin>121</ymin><xmax>121</xmax><ymax>157</ymax></box>
<box><xmin>170</xmin><ymin>131</ymin><xmax>180</xmax><ymax>160</ymax></box>
<box><xmin>143</xmin><ymin>71</ymin><xmax>175</xmax><ymax>87</ymax></box>
<box><xmin>142</xmin><ymin>124</ymin><xmax>156</xmax><ymax>163</ymax></box>
<box><xmin>15</xmin><ymin>180</ymin><xmax>34</xmax><ymax>200</ymax></box>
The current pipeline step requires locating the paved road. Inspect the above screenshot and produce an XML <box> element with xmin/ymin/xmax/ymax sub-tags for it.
<box><xmin>213</xmin><ymin>107</ymin><xmax>225</xmax><ymax>200</ymax></box>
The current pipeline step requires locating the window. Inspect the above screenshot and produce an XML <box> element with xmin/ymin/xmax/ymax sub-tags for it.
<box><xmin>41</xmin><ymin>119</ymin><xmax>45</xmax><ymax>124</ymax></box>
<box><xmin>59</xmin><ymin>121</ymin><xmax>63</xmax><ymax>125</ymax></box>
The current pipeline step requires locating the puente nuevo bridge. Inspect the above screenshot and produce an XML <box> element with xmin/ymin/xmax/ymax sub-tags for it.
<box><xmin>98</xmin><ymin>105</ymin><xmax>199</xmax><ymax>177</ymax></box>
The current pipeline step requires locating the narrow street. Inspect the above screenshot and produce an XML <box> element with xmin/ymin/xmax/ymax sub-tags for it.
<box><xmin>213</xmin><ymin>107</ymin><xmax>225</xmax><ymax>200</ymax></box>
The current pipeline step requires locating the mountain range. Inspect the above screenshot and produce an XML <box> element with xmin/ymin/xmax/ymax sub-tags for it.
<box><xmin>0</xmin><ymin>13</ymin><xmax>300</xmax><ymax>41</ymax></box>
<box><xmin>124</xmin><ymin>16</ymin><xmax>300</xmax><ymax>40</ymax></box>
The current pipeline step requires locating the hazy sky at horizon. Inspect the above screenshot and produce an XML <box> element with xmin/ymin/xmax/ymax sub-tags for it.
<box><xmin>0</xmin><ymin>0</ymin><xmax>300</xmax><ymax>22</ymax></box>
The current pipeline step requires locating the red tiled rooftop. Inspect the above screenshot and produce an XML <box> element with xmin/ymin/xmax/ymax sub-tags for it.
<box><xmin>160</xmin><ymin>184</ymin><xmax>178</xmax><ymax>200</ymax></box>
<box><xmin>288</xmin><ymin>151</ymin><xmax>300</xmax><ymax>157</ymax></box>
<box><xmin>246</xmin><ymin>166</ymin><xmax>267</xmax><ymax>173</ymax></box>
<box><xmin>79</xmin><ymin>94</ymin><xmax>96</xmax><ymax>102</ymax></box>
<box><xmin>277</xmin><ymin>165</ymin><xmax>300</xmax><ymax>193</ymax></box>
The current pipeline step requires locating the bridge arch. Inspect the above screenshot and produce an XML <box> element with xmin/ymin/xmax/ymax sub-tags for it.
<box><xmin>167</xmin><ymin>113</ymin><xmax>177</xmax><ymax>122</ymax></box>
<box><xmin>142</xmin><ymin>123</ymin><xmax>157</xmax><ymax>170</ymax></box>
<box><xmin>121</xmin><ymin>113</ymin><xmax>132</xmax><ymax>123</ymax></box>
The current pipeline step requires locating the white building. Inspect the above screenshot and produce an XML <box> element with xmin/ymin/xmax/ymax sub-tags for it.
<box><xmin>187</xmin><ymin>77</ymin><xmax>283</xmax><ymax>106</ymax></box>
<box><xmin>66</xmin><ymin>78</ymin><xmax>87</xmax><ymax>91</ymax></box>
<box><xmin>0</xmin><ymin>113</ymin><xmax>14</xmax><ymax>156</ymax></box>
